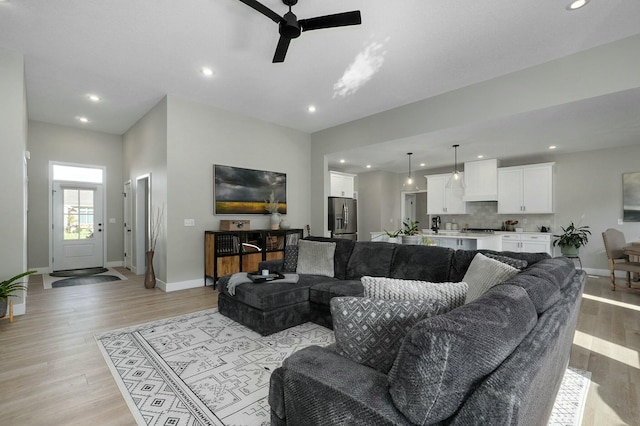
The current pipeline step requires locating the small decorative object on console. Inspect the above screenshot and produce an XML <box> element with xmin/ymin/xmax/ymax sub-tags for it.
<box><xmin>248</xmin><ymin>271</ymin><xmax>284</xmax><ymax>283</ymax></box>
<box><xmin>220</xmin><ymin>220</ymin><xmax>250</xmax><ymax>231</ymax></box>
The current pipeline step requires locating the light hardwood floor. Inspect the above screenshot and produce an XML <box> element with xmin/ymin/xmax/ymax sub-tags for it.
<box><xmin>0</xmin><ymin>270</ymin><xmax>638</xmax><ymax>425</ymax></box>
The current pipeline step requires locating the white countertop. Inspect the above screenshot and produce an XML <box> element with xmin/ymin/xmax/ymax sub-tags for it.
<box><xmin>423</xmin><ymin>232</ymin><xmax>501</xmax><ymax>240</ymax></box>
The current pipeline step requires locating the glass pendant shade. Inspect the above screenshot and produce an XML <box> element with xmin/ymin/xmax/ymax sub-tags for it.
<box><xmin>445</xmin><ymin>144</ymin><xmax>465</xmax><ymax>191</ymax></box>
<box><xmin>402</xmin><ymin>152</ymin><xmax>420</xmax><ymax>191</ymax></box>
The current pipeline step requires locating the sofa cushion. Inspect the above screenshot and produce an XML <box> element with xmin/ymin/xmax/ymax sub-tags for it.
<box><xmin>502</xmin><ymin>257</ymin><xmax>575</xmax><ymax>313</ymax></box>
<box><xmin>345</xmin><ymin>242</ymin><xmax>396</xmax><ymax>280</ymax></box>
<box><xmin>448</xmin><ymin>249</ymin><xmax>551</xmax><ymax>283</ymax></box>
<box><xmin>361</xmin><ymin>276</ymin><xmax>467</xmax><ymax>310</ymax></box>
<box><xmin>483</xmin><ymin>252</ymin><xmax>528</xmax><ymax>270</ymax></box>
<box><xmin>388</xmin><ymin>284</ymin><xmax>538</xmax><ymax>424</ymax></box>
<box><xmin>389</xmin><ymin>244</ymin><xmax>454</xmax><ymax>282</ymax></box>
<box><xmin>309</xmin><ymin>280</ymin><xmax>363</xmax><ymax>305</ymax></box>
<box><xmin>331</xmin><ymin>297</ymin><xmax>448</xmax><ymax>373</ymax></box>
<box><xmin>296</xmin><ymin>240</ymin><xmax>336</xmax><ymax>277</ymax></box>
<box><xmin>463</xmin><ymin>253</ymin><xmax>520</xmax><ymax>303</ymax></box>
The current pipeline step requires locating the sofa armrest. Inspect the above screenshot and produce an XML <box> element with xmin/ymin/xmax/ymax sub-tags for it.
<box><xmin>270</xmin><ymin>345</ymin><xmax>412</xmax><ymax>426</ymax></box>
<box><xmin>258</xmin><ymin>259</ymin><xmax>285</xmax><ymax>273</ymax></box>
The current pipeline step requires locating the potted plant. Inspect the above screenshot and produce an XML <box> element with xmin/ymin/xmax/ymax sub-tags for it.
<box><xmin>401</xmin><ymin>220</ymin><xmax>422</xmax><ymax>245</ymax></box>
<box><xmin>1</xmin><ymin>270</ymin><xmax>36</xmax><ymax>318</ymax></box>
<box><xmin>265</xmin><ymin>191</ymin><xmax>280</xmax><ymax>230</ymax></box>
<box><xmin>553</xmin><ymin>222</ymin><xmax>591</xmax><ymax>256</ymax></box>
<box><xmin>384</xmin><ymin>229</ymin><xmax>401</xmax><ymax>243</ymax></box>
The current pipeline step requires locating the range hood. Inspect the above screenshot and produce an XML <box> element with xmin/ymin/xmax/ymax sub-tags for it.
<box><xmin>462</xmin><ymin>159</ymin><xmax>499</xmax><ymax>202</ymax></box>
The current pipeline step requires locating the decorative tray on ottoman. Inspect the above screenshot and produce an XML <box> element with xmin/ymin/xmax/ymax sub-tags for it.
<box><xmin>247</xmin><ymin>271</ymin><xmax>285</xmax><ymax>283</ymax></box>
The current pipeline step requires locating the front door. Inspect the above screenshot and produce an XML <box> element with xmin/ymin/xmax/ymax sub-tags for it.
<box><xmin>52</xmin><ymin>182</ymin><xmax>104</xmax><ymax>271</ymax></box>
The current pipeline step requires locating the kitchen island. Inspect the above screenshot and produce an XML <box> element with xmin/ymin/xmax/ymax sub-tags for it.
<box><xmin>370</xmin><ymin>231</ymin><xmax>502</xmax><ymax>251</ymax></box>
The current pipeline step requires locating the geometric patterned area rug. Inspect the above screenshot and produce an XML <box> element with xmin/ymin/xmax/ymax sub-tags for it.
<box><xmin>95</xmin><ymin>309</ymin><xmax>589</xmax><ymax>426</ymax></box>
<box><xmin>95</xmin><ymin>309</ymin><xmax>334</xmax><ymax>425</ymax></box>
<box><xmin>548</xmin><ymin>366</ymin><xmax>591</xmax><ymax>426</ymax></box>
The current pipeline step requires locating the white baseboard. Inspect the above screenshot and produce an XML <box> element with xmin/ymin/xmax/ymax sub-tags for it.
<box><xmin>160</xmin><ymin>278</ymin><xmax>205</xmax><ymax>292</ymax></box>
<box><xmin>107</xmin><ymin>260</ymin><xmax>124</xmax><ymax>268</ymax></box>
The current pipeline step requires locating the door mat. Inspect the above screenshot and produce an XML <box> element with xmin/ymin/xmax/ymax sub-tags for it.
<box><xmin>52</xmin><ymin>275</ymin><xmax>121</xmax><ymax>288</ymax></box>
<box><xmin>43</xmin><ymin>267</ymin><xmax>128</xmax><ymax>289</ymax></box>
<box><xmin>50</xmin><ymin>267</ymin><xmax>109</xmax><ymax>277</ymax></box>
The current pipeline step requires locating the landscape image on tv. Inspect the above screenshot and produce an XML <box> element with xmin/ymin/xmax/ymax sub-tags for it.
<box><xmin>214</xmin><ymin>165</ymin><xmax>287</xmax><ymax>215</ymax></box>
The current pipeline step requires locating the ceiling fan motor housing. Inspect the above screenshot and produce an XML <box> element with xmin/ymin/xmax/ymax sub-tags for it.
<box><xmin>280</xmin><ymin>11</ymin><xmax>301</xmax><ymax>38</ymax></box>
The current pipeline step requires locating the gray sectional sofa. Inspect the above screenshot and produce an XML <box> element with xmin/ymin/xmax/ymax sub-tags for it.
<box><xmin>217</xmin><ymin>238</ymin><xmax>585</xmax><ymax>425</ymax></box>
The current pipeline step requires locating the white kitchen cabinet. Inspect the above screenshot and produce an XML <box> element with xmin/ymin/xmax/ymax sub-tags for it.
<box><xmin>431</xmin><ymin>237</ymin><xmax>476</xmax><ymax>250</ymax></box>
<box><xmin>330</xmin><ymin>171</ymin><xmax>355</xmax><ymax>198</ymax></box>
<box><xmin>500</xmin><ymin>233</ymin><xmax>551</xmax><ymax>255</ymax></box>
<box><xmin>463</xmin><ymin>159</ymin><xmax>499</xmax><ymax>201</ymax></box>
<box><xmin>426</xmin><ymin>174</ymin><xmax>466</xmax><ymax>214</ymax></box>
<box><xmin>498</xmin><ymin>163</ymin><xmax>554</xmax><ymax>214</ymax></box>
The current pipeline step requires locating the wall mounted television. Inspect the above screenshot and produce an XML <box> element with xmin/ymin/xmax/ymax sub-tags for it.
<box><xmin>214</xmin><ymin>164</ymin><xmax>287</xmax><ymax>215</ymax></box>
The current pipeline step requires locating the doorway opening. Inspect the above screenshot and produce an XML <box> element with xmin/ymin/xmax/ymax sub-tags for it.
<box><xmin>50</xmin><ymin>163</ymin><xmax>106</xmax><ymax>272</ymax></box>
<box><xmin>135</xmin><ymin>174</ymin><xmax>151</xmax><ymax>275</ymax></box>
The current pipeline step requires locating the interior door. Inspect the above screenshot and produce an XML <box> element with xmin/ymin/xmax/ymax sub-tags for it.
<box><xmin>123</xmin><ymin>181</ymin><xmax>133</xmax><ymax>269</ymax></box>
<box><xmin>52</xmin><ymin>182</ymin><xmax>104</xmax><ymax>271</ymax></box>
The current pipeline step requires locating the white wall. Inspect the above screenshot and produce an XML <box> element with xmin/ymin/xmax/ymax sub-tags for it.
<box><xmin>27</xmin><ymin>121</ymin><xmax>124</xmax><ymax>269</ymax></box>
<box><xmin>0</xmin><ymin>48</ymin><xmax>28</xmax><ymax>315</ymax></box>
<box><xmin>165</xmin><ymin>96</ymin><xmax>311</xmax><ymax>286</ymax></box>
<box><xmin>123</xmin><ymin>97</ymin><xmax>168</xmax><ymax>282</ymax></box>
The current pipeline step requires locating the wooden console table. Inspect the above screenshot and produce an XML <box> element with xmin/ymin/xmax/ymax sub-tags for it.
<box><xmin>204</xmin><ymin>228</ymin><xmax>303</xmax><ymax>285</ymax></box>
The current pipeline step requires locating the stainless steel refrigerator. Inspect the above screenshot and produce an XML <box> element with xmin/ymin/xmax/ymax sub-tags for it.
<box><xmin>328</xmin><ymin>197</ymin><xmax>357</xmax><ymax>240</ymax></box>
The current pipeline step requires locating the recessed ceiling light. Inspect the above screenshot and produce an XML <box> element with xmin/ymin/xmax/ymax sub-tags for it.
<box><xmin>420</xmin><ymin>163</ymin><xmax>426</xmax><ymax>167</ymax></box>
<box><xmin>366</xmin><ymin>164</ymin><xmax>372</xmax><ymax>168</ymax></box>
<box><xmin>549</xmin><ymin>145</ymin><xmax>557</xmax><ymax>150</ymax></box>
<box><xmin>200</xmin><ymin>67</ymin><xmax>214</xmax><ymax>77</ymax></box>
<box><xmin>339</xmin><ymin>159</ymin><xmax>346</xmax><ymax>163</ymax></box>
<box><xmin>307</xmin><ymin>105</ymin><xmax>317</xmax><ymax>113</ymax></box>
<box><xmin>477</xmin><ymin>155</ymin><xmax>484</xmax><ymax>159</ymax></box>
<box><xmin>76</xmin><ymin>116</ymin><xmax>89</xmax><ymax>123</ymax></box>
<box><xmin>566</xmin><ymin>0</ymin><xmax>589</xmax><ymax>10</ymax></box>
<box><xmin>87</xmin><ymin>94</ymin><xmax>101</xmax><ymax>102</ymax></box>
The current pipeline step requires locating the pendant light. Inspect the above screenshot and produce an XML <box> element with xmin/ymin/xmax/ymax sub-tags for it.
<box><xmin>402</xmin><ymin>152</ymin><xmax>420</xmax><ymax>191</ymax></box>
<box><xmin>445</xmin><ymin>144</ymin><xmax>465</xmax><ymax>191</ymax></box>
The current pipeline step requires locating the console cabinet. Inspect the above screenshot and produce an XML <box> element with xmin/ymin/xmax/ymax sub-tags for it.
<box><xmin>204</xmin><ymin>228</ymin><xmax>303</xmax><ymax>282</ymax></box>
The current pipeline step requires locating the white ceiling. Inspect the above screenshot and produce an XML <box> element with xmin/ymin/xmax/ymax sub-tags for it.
<box><xmin>1</xmin><ymin>0</ymin><xmax>640</xmax><ymax>172</ymax></box>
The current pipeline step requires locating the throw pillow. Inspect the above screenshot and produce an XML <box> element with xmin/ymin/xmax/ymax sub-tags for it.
<box><xmin>463</xmin><ymin>253</ymin><xmax>519</xmax><ymax>303</ymax></box>
<box><xmin>388</xmin><ymin>284</ymin><xmax>538</xmax><ymax>424</ymax></box>
<box><xmin>283</xmin><ymin>245</ymin><xmax>299</xmax><ymax>272</ymax></box>
<box><xmin>483</xmin><ymin>252</ymin><xmax>528</xmax><ymax>270</ymax></box>
<box><xmin>362</xmin><ymin>276</ymin><xmax>468</xmax><ymax>311</ymax></box>
<box><xmin>296</xmin><ymin>240</ymin><xmax>336</xmax><ymax>277</ymax></box>
<box><xmin>330</xmin><ymin>297</ymin><xmax>448</xmax><ymax>373</ymax></box>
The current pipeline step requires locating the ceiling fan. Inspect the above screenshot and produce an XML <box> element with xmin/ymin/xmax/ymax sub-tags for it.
<box><xmin>237</xmin><ymin>0</ymin><xmax>362</xmax><ymax>63</ymax></box>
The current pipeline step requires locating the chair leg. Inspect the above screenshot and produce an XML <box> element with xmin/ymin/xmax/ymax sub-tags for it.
<box><xmin>627</xmin><ymin>272</ymin><xmax>632</xmax><ymax>288</ymax></box>
<box><xmin>610</xmin><ymin>268</ymin><xmax>616</xmax><ymax>291</ymax></box>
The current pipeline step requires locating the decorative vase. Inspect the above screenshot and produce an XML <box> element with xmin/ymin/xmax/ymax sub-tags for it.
<box><xmin>279</xmin><ymin>218</ymin><xmax>290</xmax><ymax>230</ymax></box>
<box><xmin>144</xmin><ymin>250</ymin><xmax>156</xmax><ymax>289</ymax></box>
<box><xmin>270</xmin><ymin>213</ymin><xmax>281</xmax><ymax>230</ymax></box>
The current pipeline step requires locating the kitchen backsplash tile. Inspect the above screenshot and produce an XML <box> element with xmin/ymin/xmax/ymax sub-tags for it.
<box><xmin>436</xmin><ymin>202</ymin><xmax>554</xmax><ymax>233</ymax></box>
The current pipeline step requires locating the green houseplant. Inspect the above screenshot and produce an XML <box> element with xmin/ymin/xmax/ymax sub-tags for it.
<box><xmin>401</xmin><ymin>221</ymin><xmax>422</xmax><ymax>245</ymax></box>
<box><xmin>1</xmin><ymin>270</ymin><xmax>36</xmax><ymax>317</ymax></box>
<box><xmin>552</xmin><ymin>222</ymin><xmax>591</xmax><ymax>256</ymax></box>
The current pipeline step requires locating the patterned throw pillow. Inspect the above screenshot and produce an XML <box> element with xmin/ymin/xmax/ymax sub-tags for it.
<box><xmin>361</xmin><ymin>276</ymin><xmax>468</xmax><ymax>310</ymax></box>
<box><xmin>463</xmin><ymin>253</ymin><xmax>519</xmax><ymax>303</ymax></box>
<box><xmin>483</xmin><ymin>252</ymin><xmax>528</xmax><ymax>270</ymax></box>
<box><xmin>296</xmin><ymin>240</ymin><xmax>336</xmax><ymax>277</ymax></box>
<box><xmin>330</xmin><ymin>297</ymin><xmax>448</xmax><ymax>373</ymax></box>
<box><xmin>283</xmin><ymin>245</ymin><xmax>299</xmax><ymax>272</ymax></box>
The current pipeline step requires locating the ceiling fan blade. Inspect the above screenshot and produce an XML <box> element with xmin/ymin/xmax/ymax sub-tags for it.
<box><xmin>237</xmin><ymin>0</ymin><xmax>282</xmax><ymax>24</ymax></box>
<box><xmin>272</xmin><ymin>36</ymin><xmax>291</xmax><ymax>63</ymax></box>
<box><xmin>299</xmin><ymin>11</ymin><xmax>361</xmax><ymax>32</ymax></box>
